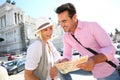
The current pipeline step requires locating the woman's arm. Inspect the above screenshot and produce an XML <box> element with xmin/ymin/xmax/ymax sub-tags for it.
<box><xmin>24</xmin><ymin>69</ymin><xmax>39</xmax><ymax>80</ymax></box>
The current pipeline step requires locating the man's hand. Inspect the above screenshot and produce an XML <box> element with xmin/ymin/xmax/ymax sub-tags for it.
<box><xmin>56</xmin><ymin>58</ymin><xmax>69</xmax><ymax>63</ymax></box>
<box><xmin>76</xmin><ymin>54</ymin><xmax>107</xmax><ymax>71</ymax></box>
<box><xmin>76</xmin><ymin>57</ymin><xmax>95</xmax><ymax>71</ymax></box>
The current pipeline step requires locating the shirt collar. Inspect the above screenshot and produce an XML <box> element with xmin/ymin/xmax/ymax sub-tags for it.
<box><xmin>77</xmin><ymin>20</ymin><xmax>83</xmax><ymax>29</ymax></box>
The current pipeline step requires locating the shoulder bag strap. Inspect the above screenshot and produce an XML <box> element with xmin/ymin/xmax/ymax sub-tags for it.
<box><xmin>71</xmin><ymin>34</ymin><xmax>117</xmax><ymax>68</ymax></box>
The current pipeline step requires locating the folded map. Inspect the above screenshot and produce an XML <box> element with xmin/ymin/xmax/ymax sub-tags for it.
<box><xmin>55</xmin><ymin>56</ymin><xmax>88</xmax><ymax>74</ymax></box>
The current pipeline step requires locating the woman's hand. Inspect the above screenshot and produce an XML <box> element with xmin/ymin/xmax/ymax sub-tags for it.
<box><xmin>50</xmin><ymin>66</ymin><xmax>58</xmax><ymax>79</ymax></box>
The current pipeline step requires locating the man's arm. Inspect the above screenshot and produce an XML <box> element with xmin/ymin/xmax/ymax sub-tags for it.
<box><xmin>91</xmin><ymin>53</ymin><xmax>107</xmax><ymax>64</ymax></box>
<box><xmin>77</xmin><ymin>53</ymin><xmax>107</xmax><ymax>71</ymax></box>
<box><xmin>24</xmin><ymin>69</ymin><xmax>39</xmax><ymax>80</ymax></box>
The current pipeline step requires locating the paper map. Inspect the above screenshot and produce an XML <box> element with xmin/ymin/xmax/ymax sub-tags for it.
<box><xmin>55</xmin><ymin>56</ymin><xmax>88</xmax><ymax>74</ymax></box>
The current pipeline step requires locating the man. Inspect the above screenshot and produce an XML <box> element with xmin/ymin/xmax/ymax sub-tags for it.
<box><xmin>55</xmin><ymin>3</ymin><xmax>120</xmax><ymax>80</ymax></box>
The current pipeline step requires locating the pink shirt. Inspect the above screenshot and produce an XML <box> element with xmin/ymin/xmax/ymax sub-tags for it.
<box><xmin>62</xmin><ymin>20</ymin><xmax>119</xmax><ymax>78</ymax></box>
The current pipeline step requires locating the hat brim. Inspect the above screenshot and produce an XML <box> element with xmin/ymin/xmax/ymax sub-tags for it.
<box><xmin>35</xmin><ymin>23</ymin><xmax>53</xmax><ymax>34</ymax></box>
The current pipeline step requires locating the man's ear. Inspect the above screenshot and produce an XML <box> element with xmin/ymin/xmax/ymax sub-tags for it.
<box><xmin>72</xmin><ymin>14</ymin><xmax>77</xmax><ymax>22</ymax></box>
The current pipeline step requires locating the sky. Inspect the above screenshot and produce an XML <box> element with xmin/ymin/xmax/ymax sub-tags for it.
<box><xmin>0</xmin><ymin>0</ymin><xmax>120</xmax><ymax>34</ymax></box>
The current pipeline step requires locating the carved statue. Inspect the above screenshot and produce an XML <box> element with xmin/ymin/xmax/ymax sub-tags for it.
<box><xmin>6</xmin><ymin>0</ymin><xmax>11</xmax><ymax>3</ymax></box>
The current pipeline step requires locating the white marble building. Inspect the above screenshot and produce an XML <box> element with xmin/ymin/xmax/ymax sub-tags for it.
<box><xmin>0</xmin><ymin>2</ymin><xmax>36</xmax><ymax>54</ymax></box>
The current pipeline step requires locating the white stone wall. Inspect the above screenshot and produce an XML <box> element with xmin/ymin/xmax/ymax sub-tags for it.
<box><xmin>0</xmin><ymin>3</ymin><xmax>25</xmax><ymax>53</ymax></box>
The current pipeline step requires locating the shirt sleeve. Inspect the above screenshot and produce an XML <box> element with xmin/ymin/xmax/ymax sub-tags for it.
<box><xmin>90</xmin><ymin>22</ymin><xmax>116</xmax><ymax>61</ymax></box>
<box><xmin>62</xmin><ymin>35</ymin><xmax>73</xmax><ymax>60</ymax></box>
<box><xmin>25</xmin><ymin>41</ymin><xmax>42</xmax><ymax>70</ymax></box>
<box><xmin>48</xmin><ymin>41</ymin><xmax>61</xmax><ymax>62</ymax></box>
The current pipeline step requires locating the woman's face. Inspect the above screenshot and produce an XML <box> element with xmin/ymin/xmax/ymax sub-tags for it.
<box><xmin>39</xmin><ymin>26</ymin><xmax>53</xmax><ymax>41</ymax></box>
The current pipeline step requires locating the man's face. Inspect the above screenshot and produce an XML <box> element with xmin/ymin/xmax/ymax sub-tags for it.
<box><xmin>58</xmin><ymin>11</ymin><xmax>76</xmax><ymax>32</ymax></box>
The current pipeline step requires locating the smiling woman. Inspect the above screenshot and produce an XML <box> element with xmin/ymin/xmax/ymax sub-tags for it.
<box><xmin>24</xmin><ymin>17</ymin><xmax>61</xmax><ymax>80</ymax></box>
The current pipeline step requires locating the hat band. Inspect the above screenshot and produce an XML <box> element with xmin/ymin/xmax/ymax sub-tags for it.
<box><xmin>37</xmin><ymin>22</ymin><xmax>50</xmax><ymax>30</ymax></box>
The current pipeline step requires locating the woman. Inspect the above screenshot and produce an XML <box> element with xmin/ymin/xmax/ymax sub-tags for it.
<box><xmin>24</xmin><ymin>17</ymin><xmax>61</xmax><ymax>80</ymax></box>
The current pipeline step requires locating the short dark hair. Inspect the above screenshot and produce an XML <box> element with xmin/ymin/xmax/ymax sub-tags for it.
<box><xmin>55</xmin><ymin>3</ymin><xmax>76</xmax><ymax>18</ymax></box>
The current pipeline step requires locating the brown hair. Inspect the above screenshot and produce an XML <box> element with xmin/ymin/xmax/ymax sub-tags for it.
<box><xmin>55</xmin><ymin>3</ymin><xmax>76</xmax><ymax>19</ymax></box>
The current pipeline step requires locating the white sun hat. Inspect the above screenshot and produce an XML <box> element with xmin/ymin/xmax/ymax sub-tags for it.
<box><xmin>35</xmin><ymin>16</ymin><xmax>53</xmax><ymax>33</ymax></box>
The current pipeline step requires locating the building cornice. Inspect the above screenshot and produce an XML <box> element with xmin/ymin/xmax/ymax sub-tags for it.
<box><xmin>0</xmin><ymin>2</ymin><xmax>24</xmax><ymax>15</ymax></box>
